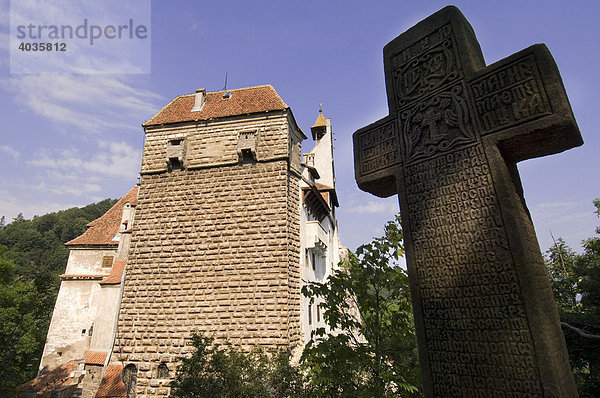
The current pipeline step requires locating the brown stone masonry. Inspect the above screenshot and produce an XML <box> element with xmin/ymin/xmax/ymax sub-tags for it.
<box><xmin>111</xmin><ymin>160</ymin><xmax>301</xmax><ymax>395</ymax></box>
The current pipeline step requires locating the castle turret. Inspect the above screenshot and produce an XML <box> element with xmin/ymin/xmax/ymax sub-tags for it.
<box><xmin>308</xmin><ymin>107</ymin><xmax>336</xmax><ymax>189</ymax></box>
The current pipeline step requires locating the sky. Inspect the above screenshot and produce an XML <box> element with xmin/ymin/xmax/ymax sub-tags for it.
<box><xmin>0</xmin><ymin>0</ymin><xmax>598</xmax><ymax>253</ymax></box>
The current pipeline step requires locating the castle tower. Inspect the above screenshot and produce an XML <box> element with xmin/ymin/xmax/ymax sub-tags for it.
<box><xmin>300</xmin><ymin>107</ymin><xmax>341</xmax><ymax>343</ymax></box>
<box><xmin>105</xmin><ymin>85</ymin><xmax>307</xmax><ymax>396</ymax></box>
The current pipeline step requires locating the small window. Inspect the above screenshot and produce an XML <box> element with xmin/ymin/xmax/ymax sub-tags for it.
<box><xmin>305</xmin><ymin>249</ymin><xmax>309</xmax><ymax>268</ymax></box>
<box><xmin>102</xmin><ymin>256</ymin><xmax>114</xmax><ymax>267</ymax></box>
<box><xmin>122</xmin><ymin>364</ymin><xmax>137</xmax><ymax>398</ymax></box>
<box><xmin>237</xmin><ymin>131</ymin><xmax>257</xmax><ymax>162</ymax></box>
<box><xmin>311</xmin><ymin>252</ymin><xmax>316</xmax><ymax>271</ymax></box>
<box><xmin>241</xmin><ymin>148</ymin><xmax>254</xmax><ymax>163</ymax></box>
<box><xmin>317</xmin><ymin>304</ymin><xmax>321</xmax><ymax>322</ymax></box>
<box><xmin>157</xmin><ymin>362</ymin><xmax>169</xmax><ymax>379</ymax></box>
<box><xmin>308</xmin><ymin>304</ymin><xmax>312</xmax><ymax>325</ymax></box>
<box><xmin>168</xmin><ymin>158</ymin><xmax>183</xmax><ymax>170</ymax></box>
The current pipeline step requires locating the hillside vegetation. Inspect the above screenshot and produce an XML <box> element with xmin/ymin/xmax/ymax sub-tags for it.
<box><xmin>0</xmin><ymin>200</ymin><xmax>117</xmax><ymax>396</ymax></box>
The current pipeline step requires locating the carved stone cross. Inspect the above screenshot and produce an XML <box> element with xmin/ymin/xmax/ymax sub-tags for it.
<box><xmin>353</xmin><ymin>7</ymin><xmax>581</xmax><ymax>397</ymax></box>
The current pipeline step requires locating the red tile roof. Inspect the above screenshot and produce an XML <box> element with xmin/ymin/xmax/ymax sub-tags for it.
<box><xmin>100</xmin><ymin>259</ymin><xmax>127</xmax><ymax>285</ymax></box>
<box><xmin>96</xmin><ymin>364</ymin><xmax>127</xmax><ymax>398</ymax></box>
<box><xmin>16</xmin><ymin>360</ymin><xmax>78</xmax><ymax>397</ymax></box>
<box><xmin>85</xmin><ymin>351</ymin><xmax>108</xmax><ymax>365</ymax></box>
<box><xmin>66</xmin><ymin>187</ymin><xmax>138</xmax><ymax>247</ymax></box>
<box><xmin>143</xmin><ymin>85</ymin><xmax>289</xmax><ymax>127</ymax></box>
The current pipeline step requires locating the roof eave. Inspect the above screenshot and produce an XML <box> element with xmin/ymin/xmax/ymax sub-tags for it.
<box><xmin>65</xmin><ymin>242</ymin><xmax>119</xmax><ymax>248</ymax></box>
<box><xmin>143</xmin><ymin>108</ymin><xmax>292</xmax><ymax>130</ymax></box>
<box><xmin>285</xmin><ymin>107</ymin><xmax>307</xmax><ymax>140</ymax></box>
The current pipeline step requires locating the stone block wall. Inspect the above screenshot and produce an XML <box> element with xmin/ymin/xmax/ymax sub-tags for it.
<box><xmin>111</xmin><ymin>160</ymin><xmax>301</xmax><ymax>396</ymax></box>
<box><xmin>140</xmin><ymin>112</ymin><xmax>291</xmax><ymax>174</ymax></box>
<box><xmin>80</xmin><ymin>364</ymin><xmax>103</xmax><ymax>398</ymax></box>
<box><xmin>105</xmin><ymin>109</ymin><xmax>305</xmax><ymax>396</ymax></box>
<box><xmin>286</xmin><ymin>171</ymin><xmax>301</xmax><ymax>348</ymax></box>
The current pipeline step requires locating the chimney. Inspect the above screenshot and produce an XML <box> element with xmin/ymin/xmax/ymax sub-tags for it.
<box><xmin>191</xmin><ymin>88</ymin><xmax>206</xmax><ymax>112</ymax></box>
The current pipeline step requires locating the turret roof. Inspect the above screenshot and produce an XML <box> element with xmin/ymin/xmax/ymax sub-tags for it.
<box><xmin>312</xmin><ymin>111</ymin><xmax>327</xmax><ymax>128</ymax></box>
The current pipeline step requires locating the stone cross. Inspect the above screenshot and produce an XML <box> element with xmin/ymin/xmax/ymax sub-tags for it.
<box><xmin>353</xmin><ymin>7</ymin><xmax>582</xmax><ymax>397</ymax></box>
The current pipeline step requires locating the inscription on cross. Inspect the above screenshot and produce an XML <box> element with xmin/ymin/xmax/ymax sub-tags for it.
<box><xmin>353</xmin><ymin>6</ymin><xmax>582</xmax><ymax>398</ymax></box>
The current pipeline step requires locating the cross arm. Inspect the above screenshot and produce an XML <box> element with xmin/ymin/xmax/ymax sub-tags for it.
<box><xmin>469</xmin><ymin>44</ymin><xmax>583</xmax><ymax>162</ymax></box>
<box><xmin>353</xmin><ymin>115</ymin><xmax>400</xmax><ymax>197</ymax></box>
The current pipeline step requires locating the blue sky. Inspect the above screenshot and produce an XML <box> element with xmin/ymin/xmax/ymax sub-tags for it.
<box><xmin>0</xmin><ymin>0</ymin><xmax>598</xmax><ymax>252</ymax></box>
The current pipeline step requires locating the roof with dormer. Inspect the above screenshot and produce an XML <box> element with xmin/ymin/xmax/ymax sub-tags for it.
<box><xmin>66</xmin><ymin>186</ymin><xmax>138</xmax><ymax>247</ymax></box>
<box><xmin>143</xmin><ymin>85</ymin><xmax>290</xmax><ymax>127</ymax></box>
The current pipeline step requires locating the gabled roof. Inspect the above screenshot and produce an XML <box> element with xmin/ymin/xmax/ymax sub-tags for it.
<box><xmin>143</xmin><ymin>85</ymin><xmax>289</xmax><ymax>127</ymax></box>
<box><xmin>66</xmin><ymin>187</ymin><xmax>138</xmax><ymax>247</ymax></box>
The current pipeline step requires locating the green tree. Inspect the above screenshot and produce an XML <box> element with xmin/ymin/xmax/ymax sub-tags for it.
<box><xmin>575</xmin><ymin>199</ymin><xmax>600</xmax><ymax>315</ymax></box>
<box><xmin>545</xmin><ymin>199</ymin><xmax>600</xmax><ymax>396</ymax></box>
<box><xmin>170</xmin><ymin>334</ymin><xmax>307</xmax><ymax>398</ymax></box>
<box><xmin>546</xmin><ymin>236</ymin><xmax>579</xmax><ymax>313</ymax></box>
<box><xmin>301</xmin><ymin>215</ymin><xmax>421</xmax><ymax>397</ymax></box>
<box><xmin>0</xmin><ymin>246</ymin><xmax>46</xmax><ymax>396</ymax></box>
